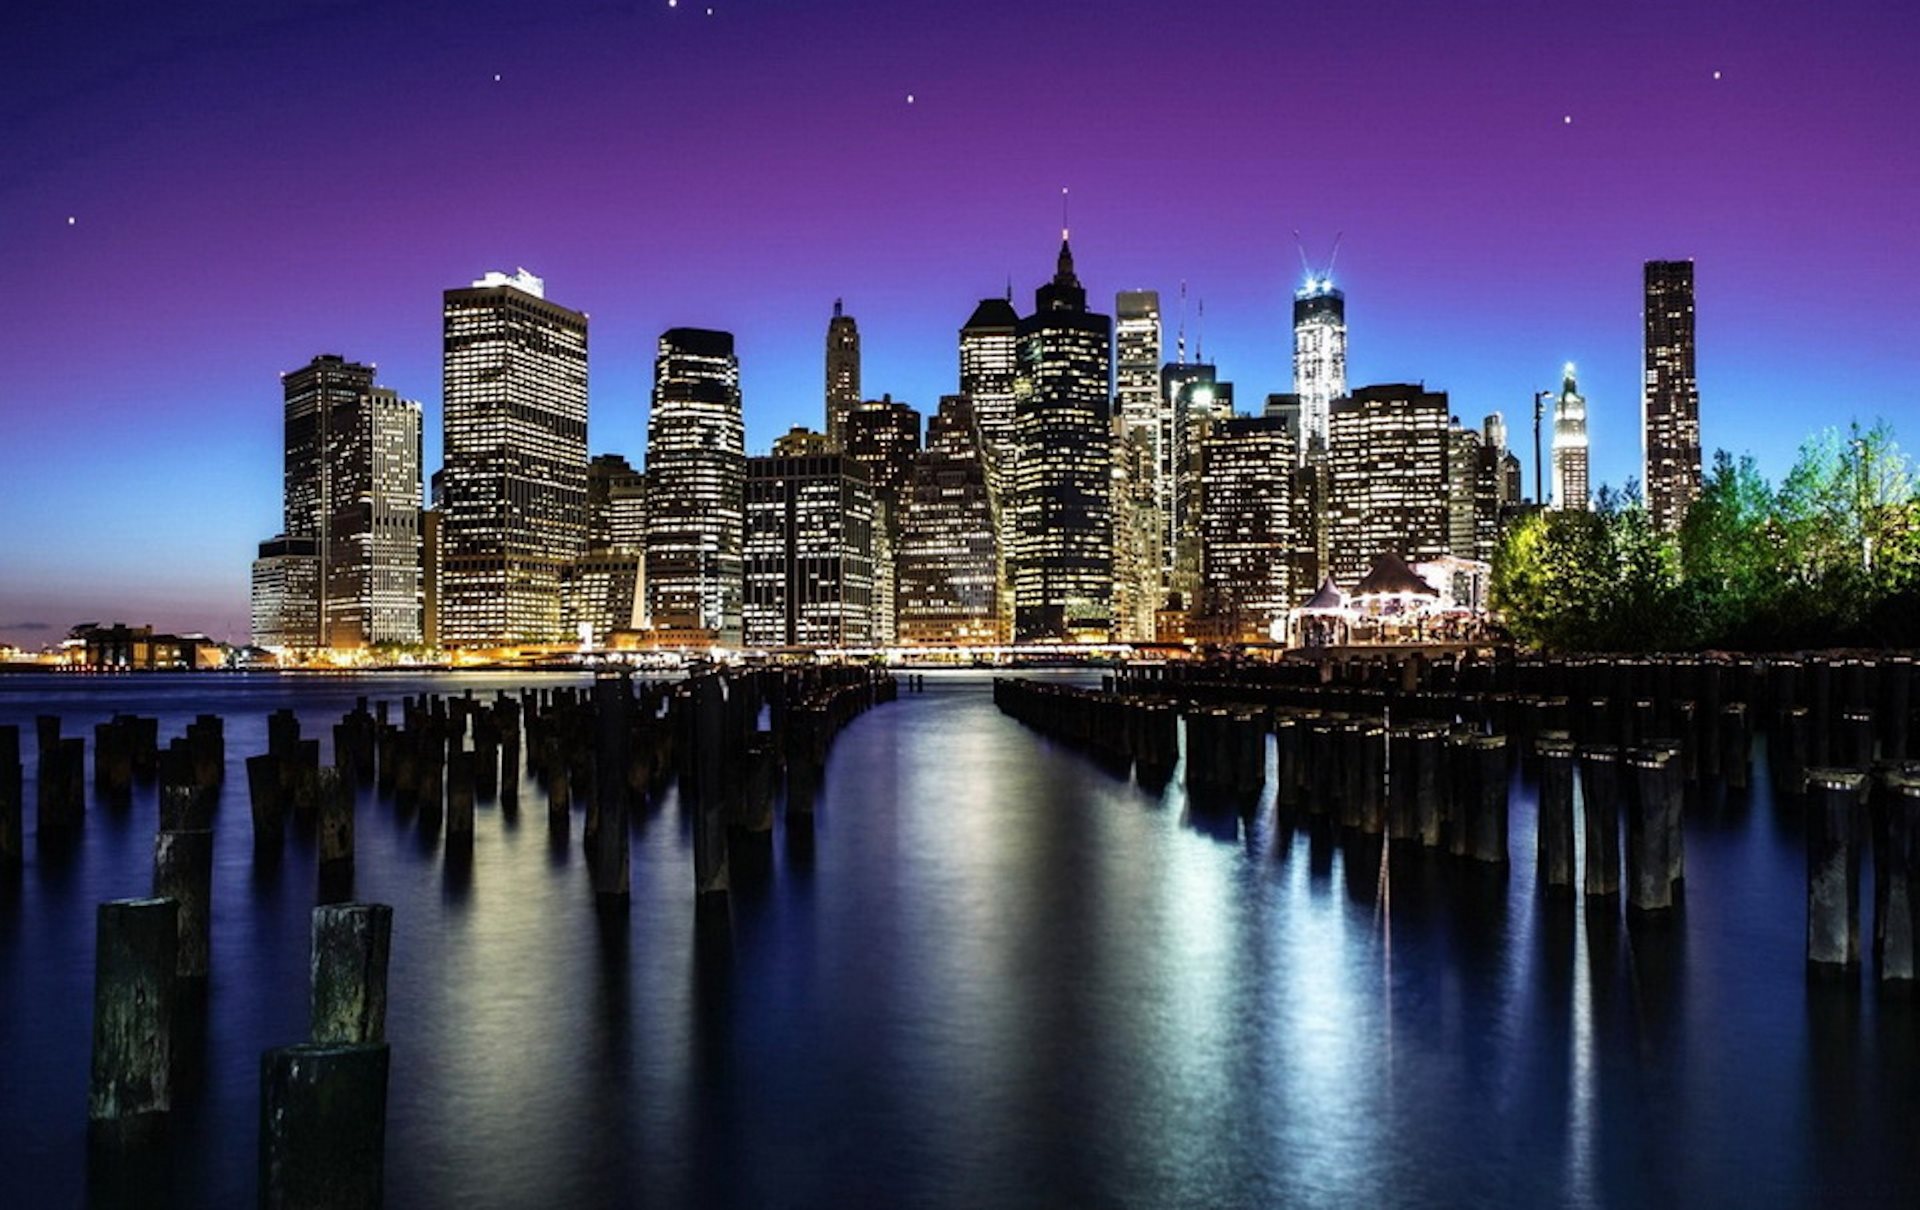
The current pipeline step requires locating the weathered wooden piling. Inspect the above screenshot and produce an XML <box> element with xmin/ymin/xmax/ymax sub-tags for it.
<box><xmin>592</xmin><ymin>677</ymin><xmax>632</xmax><ymax>900</ymax></box>
<box><xmin>160</xmin><ymin>745</ymin><xmax>211</xmax><ymax>831</ymax></box>
<box><xmin>0</xmin><ymin>724</ymin><xmax>20</xmax><ymax>866</ymax></box>
<box><xmin>94</xmin><ymin>718</ymin><xmax>133</xmax><ymax>804</ymax></box>
<box><xmin>316</xmin><ymin>768</ymin><xmax>353</xmax><ymax>873</ymax></box>
<box><xmin>1806</xmin><ymin>769</ymin><xmax>1867</xmax><ymax>977</ymax></box>
<box><xmin>89</xmin><ymin>898</ymin><xmax>179</xmax><ymax>1128</ymax></box>
<box><xmin>544</xmin><ymin>733</ymin><xmax>569</xmax><ymax>832</ymax></box>
<box><xmin>1874</xmin><ymin>771</ymin><xmax>1920</xmax><ymax>987</ymax></box>
<box><xmin>151</xmin><ymin>829</ymin><xmax>213</xmax><ymax>978</ymax></box>
<box><xmin>445</xmin><ymin>751</ymin><xmax>475</xmax><ymax>844</ymax></box>
<box><xmin>1626</xmin><ymin>746</ymin><xmax>1683</xmax><ymax>912</ymax></box>
<box><xmin>259</xmin><ymin>1043</ymin><xmax>388</xmax><ymax>1209</ymax></box>
<box><xmin>247</xmin><ymin>753</ymin><xmax>283</xmax><ymax>846</ymax></box>
<box><xmin>1411</xmin><ymin>725</ymin><xmax>1444</xmax><ymax>847</ymax></box>
<box><xmin>1719</xmin><ymin>702</ymin><xmax>1750</xmax><ymax>790</ymax></box>
<box><xmin>1580</xmin><ymin>745</ymin><xmax>1623</xmax><ymax>899</ymax></box>
<box><xmin>1466</xmin><ymin>735</ymin><xmax>1509</xmax><ymax>864</ymax></box>
<box><xmin>310</xmin><ymin>903</ymin><xmax>392</xmax><ymax>1045</ymax></box>
<box><xmin>39</xmin><ymin>727</ymin><xmax>86</xmax><ymax>833</ymax></box>
<box><xmin>1536</xmin><ymin>735</ymin><xmax>1577</xmax><ymax>893</ymax></box>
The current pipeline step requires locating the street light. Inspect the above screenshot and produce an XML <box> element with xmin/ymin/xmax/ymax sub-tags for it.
<box><xmin>1532</xmin><ymin>387</ymin><xmax>1556</xmax><ymax>507</ymax></box>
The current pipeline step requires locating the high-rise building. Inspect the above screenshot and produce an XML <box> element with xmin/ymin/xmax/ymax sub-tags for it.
<box><xmin>645</xmin><ymin>328</ymin><xmax>746</xmax><ymax>644</ymax></box>
<box><xmin>1552</xmin><ymin>363</ymin><xmax>1590</xmax><ymax>511</ymax></box>
<box><xmin>959</xmin><ymin>293</ymin><xmax>1021</xmax><ymax>469</ymax></box>
<box><xmin>825</xmin><ymin>300</ymin><xmax>861</xmax><ymax>449</ymax></box>
<box><xmin>1643</xmin><ymin>259</ymin><xmax>1701</xmax><ymax>531</ymax></box>
<box><xmin>562</xmin><ymin>548</ymin><xmax>644</xmax><ymax>646</ymax></box>
<box><xmin>1110</xmin><ymin>422</ymin><xmax>1162</xmax><ymax>644</ymax></box>
<box><xmin>1160</xmin><ymin>361</ymin><xmax>1233</xmax><ymax>607</ymax></box>
<box><xmin>276</xmin><ymin>354</ymin><xmax>423</xmax><ymax>649</ymax></box>
<box><xmin>844</xmin><ymin>396</ymin><xmax>921</xmax><ymax>644</ymax></box>
<box><xmin>587</xmin><ymin>454</ymin><xmax>648</xmax><ymax>551</ymax></box>
<box><xmin>1012</xmin><ymin>238</ymin><xmax>1113</xmax><ymax>642</ymax></box>
<box><xmin>439</xmin><ymin>269</ymin><xmax>589</xmax><ymax>647</ymax></box>
<box><xmin>772</xmin><ymin>427</ymin><xmax>834</xmax><ymax>457</ymax></box>
<box><xmin>898</xmin><ymin>395</ymin><xmax>1003</xmax><ymax>645</ymax></box>
<box><xmin>1447</xmin><ymin>420</ymin><xmax>1482</xmax><ymax>558</ymax></box>
<box><xmin>1114</xmin><ymin>290</ymin><xmax>1162</xmax><ymax>447</ymax></box>
<box><xmin>1327</xmin><ymin>385</ymin><xmax>1451</xmax><ymax>583</ymax></box>
<box><xmin>744</xmin><ymin>453</ymin><xmax>874</xmax><ymax>648</ymax></box>
<box><xmin>1293</xmin><ymin>277</ymin><xmax>1347</xmax><ymax>457</ymax></box>
<box><xmin>250</xmin><ymin>536</ymin><xmax>321</xmax><ymax>650</ymax></box>
<box><xmin>1200</xmin><ymin>415</ymin><xmax>1297</xmax><ymax>642</ymax></box>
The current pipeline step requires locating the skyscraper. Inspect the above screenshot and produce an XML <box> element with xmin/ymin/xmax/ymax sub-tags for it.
<box><xmin>1200</xmin><ymin>415</ymin><xmax>1297</xmax><ymax>642</ymax></box>
<box><xmin>646</xmin><ymin>328</ymin><xmax>746</xmax><ymax>645</ymax></box>
<box><xmin>1292</xmin><ymin>277</ymin><xmax>1347</xmax><ymax>457</ymax></box>
<box><xmin>1552</xmin><ymin>363</ymin><xmax>1590</xmax><ymax>511</ymax></box>
<box><xmin>1643</xmin><ymin>260</ymin><xmax>1701</xmax><ymax>530</ymax></box>
<box><xmin>1114</xmin><ymin>290</ymin><xmax>1162</xmax><ymax>447</ymax></box>
<box><xmin>824</xmin><ymin>300</ymin><xmax>861</xmax><ymax>449</ymax></box>
<box><xmin>1109</xmin><ymin>422</ymin><xmax>1162</xmax><ymax>644</ymax></box>
<box><xmin>274</xmin><ymin>354</ymin><xmax>423</xmax><ymax>649</ymax></box>
<box><xmin>250</xmin><ymin>536</ymin><xmax>320</xmax><ymax>650</ymax></box>
<box><xmin>1012</xmin><ymin>238</ymin><xmax>1113</xmax><ymax>642</ymax></box>
<box><xmin>1160</xmin><ymin>361</ymin><xmax>1233</xmax><ymax>607</ymax></box>
<box><xmin>439</xmin><ymin>269</ymin><xmax>589</xmax><ymax>647</ymax></box>
<box><xmin>1327</xmin><ymin>385</ymin><xmax>1451</xmax><ymax>583</ymax></box>
<box><xmin>567</xmin><ymin>453</ymin><xmax>647</xmax><ymax>645</ymax></box>
<box><xmin>959</xmin><ymin>293</ymin><xmax>1020</xmax><ymax>468</ymax></box>
<box><xmin>843</xmin><ymin>396</ymin><xmax>922</xmax><ymax>644</ymax></box>
<box><xmin>898</xmin><ymin>395</ymin><xmax>1003</xmax><ymax>645</ymax></box>
<box><xmin>744</xmin><ymin>453</ymin><xmax>874</xmax><ymax>648</ymax></box>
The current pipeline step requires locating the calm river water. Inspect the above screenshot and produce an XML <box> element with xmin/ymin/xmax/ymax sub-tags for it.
<box><xmin>1</xmin><ymin>670</ymin><xmax>1915</xmax><ymax>1207</ymax></box>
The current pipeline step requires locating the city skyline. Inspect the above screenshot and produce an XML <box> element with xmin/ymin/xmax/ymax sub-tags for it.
<box><xmin>7</xmin><ymin>0</ymin><xmax>1919</xmax><ymax>644</ymax></box>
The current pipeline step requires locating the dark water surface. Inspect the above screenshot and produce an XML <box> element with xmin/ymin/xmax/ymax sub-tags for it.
<box><xmin>2</xmin><ymin>671</ymin><xmax>1916</xmax><ymax>1208</ymax></box>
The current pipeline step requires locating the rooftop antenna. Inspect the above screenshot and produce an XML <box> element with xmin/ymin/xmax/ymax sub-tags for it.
<box><xmin>1061</xmin><ymin>186</ymin><xmax>1070</xmax><ymax>241</ymax></box>
<box><xmin>833</xmin><ymin>297</ymin><xmax>843</xmax><ymax>319</ymax></box>
<box><xmin>1196</xmin><ymin>297</ymin><xmax>1206</xmax><ymax>364</ymax></box>
<box><xmin>1176</xmin><ymin>280</ymin><xmax>1188</xmax><ymax>365</ymax></box>
<box><xmin>1005</xmin><ymin>275</ymin><xmax>1012</xmax><ymax>302</ymax></box>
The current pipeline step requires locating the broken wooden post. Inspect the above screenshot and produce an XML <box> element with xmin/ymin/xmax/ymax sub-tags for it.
<box><xmin>316</xmin><ymin>768</ymin><xmax>353</xmax><ymax>875</ymax></box>
<box><xmin>1580</xmin><ymin>745</ymin><xmax>1623</xmax><ymax>899</ymax></box>
<box><xmin>152</xmin><ymin>830</ymin><xmax>213</xmax><ymax>978</ymax></box>
<box><xmin>259</xmin><ymin>1043</ymin><xmax>388</xmax><ymax>1209</ymax></box>
<box><xmin>1536</xmin><ymin>734</ymin><xmax>1577</xmax><ymax>894</ymax></box>
<box><xmin>310</xmin><ymin>903</ymin><xmax>392</xmax><ymax>1045</ymax></box>
<box><xmin>89</xmin><ymin>898</ymin><xmax>179</xmax><ymax>1130</ymax></box>
<box><xmin>1806</xmin><ymin>769</ymin><xmax>1867</xmax><ymax>978</ymax></box>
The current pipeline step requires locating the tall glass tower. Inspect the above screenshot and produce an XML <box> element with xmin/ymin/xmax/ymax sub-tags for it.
<box><xmin>824</xmin><ymin>299</ymin><xmax>861</xmax><ymax>449</ymax></box>
<box><xmin>1292</xmin><ymin>277</ymin><xmax>1347</xmax><ymax>457</ymax></box>
<box><xmin>645</xmin><ymin>327</ymin><xmax>746</xmax><ymax>645</ymax></box>
<box><xmin>1643</xmin><ymin>259</ymin><xmax>1701</xmax><ymax>531</ymax></box>
<box><xmin>439</xmin><ymin>269</ymin><xmax>588</xmax><ymax>647</ymax></box>
<box><xmin>1552</xmin><ymin>362</ymin><xmax>1590</xmax><ymax>511</ymax></box>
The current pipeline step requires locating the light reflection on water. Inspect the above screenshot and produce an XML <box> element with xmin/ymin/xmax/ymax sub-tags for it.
<box><xmin>1</xmin><ymin>670</ymin><xmax>1917</xmax><ymax>1208</ymax></box>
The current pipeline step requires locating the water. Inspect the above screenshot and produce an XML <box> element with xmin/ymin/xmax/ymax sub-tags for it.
<box><xmin>1</xmin><ymin>670</ymin><xmax>1915</xmax><ymax>1207</ymax></box>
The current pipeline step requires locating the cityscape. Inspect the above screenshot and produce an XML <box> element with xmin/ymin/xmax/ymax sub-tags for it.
<box><xmin>240</xmin><ymin>246</ymin><xmax>1670</xmax><ymax>662</ymax></box>
<box><xmin>6</xmin><ymin>3</ymin><xmax>1920</xmax><ymax>1207</ymax></box>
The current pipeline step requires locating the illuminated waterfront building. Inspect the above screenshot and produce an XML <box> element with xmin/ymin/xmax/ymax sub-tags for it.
<box><xmin>824</xmin><ymin>300</ymin><xmax>861</xmax><ymax>449</ymax></box>
<box><xmin>844</xmin><ymin>396</ymin><xmax>921</xmax><ymax>643</ymax></box>
<box><xmin>587</xmin><ymin>454</ymin><xmax>648</xmax><ymax>551</ymax></box>
<box><xmin>1448</xmin><ymin>420</ymin><xmax>1482</xmax><ymax>559</ymax></box>
<box><xmin>1552</xmin><ymin>363</ymin><xmax>1590</xmax><ymax>511</ymax></box>
<box><xmin>1109</xmin><ymin>422</ymin><xmax>1162</xmax><ymax>644</ymax></box>
<box><xmin>898</xmin><ymin>395</ymin><xmax>1004</xmax><ymax>645</ymax></box>
<box><xmin>562</xmin><ymin>548</ymin><xmax>644</xmax><ymax>646</ymax></box>
<box><xmin>1327</xmin><ymin>385</ymin><xmax>1451</xmax><ymax>583</ymax></box>
<box><xmin>1012</xmin><ymin>238</ymin><xmax>1113</xmax><ymax>642</ymax></box>
<box><xmin>645</xmin><ymin>327</ymin><xmax>746</xmax><ymax>644</ymax></box>
<box><xmin>439</xmin><ymin>270</ymin><xmax>589</xmax><ymax>647</ymax></box>
<box><xmin>1643</xmin><ymin>259</ymin><xmax>1701</xmax><ymax>531</ymax></box>
<box><xmin>1200</xmin><ymin>415</ymin><xmax>1297</xmax><ymax>642</ymax></box>
<box><xmin>1114</xmin><ymin>289</ymin><xmax>1162</xmax><ymax>449</ymax></box>
<box><xmin>959</xmin><ymin>293</ymin><xmax>1020</xmax><ymax>470</ymax></box>
<box><xmin>249</xmin><ymin>535</ymin><xmax>321</xmax><ymax>650</ymax></box>
<box><xmin>744</xmin><ymin>454</ymin><xmax>874</xmax><ymax>648</ymax></box>
<box><xmin>1160</xmin><ymin>361</ymin><xmax>1233</xmax><ymax>607</ymax></box>
<box><xmin>1293</xmin><ymin>277</ymin><xmax>1347</xmax><ymax>457</ymax></box>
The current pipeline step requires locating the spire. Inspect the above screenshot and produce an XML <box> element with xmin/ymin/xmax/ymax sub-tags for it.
<box><xmin>1054</xmin><ymin>236</ymin><xmax>1078</xmax><ymax>288</ymax></box>
<box><xmin>1562</xmin><ymin>361</ymin><xmax>1578</xmax><ymax>395</ymax></box>
<box><xmin>833</xmin><ymin>298</ymin><xmax>844</xmax><ymax>319</ymax></box>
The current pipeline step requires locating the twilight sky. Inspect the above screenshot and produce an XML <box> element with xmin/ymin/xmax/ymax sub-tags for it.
<box><xmin>3</xmin><ymin>0</ymin><xmax>1918</xmax><ymax>645</ymax></box>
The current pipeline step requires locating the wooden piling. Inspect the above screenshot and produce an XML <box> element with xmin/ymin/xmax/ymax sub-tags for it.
<box><xmin>310</xmin><ymin>904</ymin><xmax>392</xmax><ymax>1045</ymax></box>
<box><xmin>259</xmin><ymin>1043</ymin><xmax>388</xmax><ymax>1210</ymax></box>
<box><xmin>1536</xmin><ymin>735</ymin><xmax>1577</xmax><ymax>894</ymax></box>
<box><xmin>152</xmin><ymin>830</ymin><xmax>213</xmax><ymax>978</ymax></box>
<box><xmin>1626</xmin><ymin>746</ymin><xmax>1682</xmax><ymax>912</ymax></box>
<box><xmin>1580</xmin><ymin>745</ymin><xmax>1622</xmax><ymax>899</ymax></box>
<box><xmin>89</xmin><ymin>898</ymin><xmax>179</xmax><ymax>1127</ymax></box>
<box><xmin>1806</xmin><ymin>769</ymin><xmax>1867</xmax><ymax>977</ymax></box>
<box><xmin>0</xmin><ymin>724</ymin><xmax>20</xmax><ymax>866</ymax></box>
<box><xmin>316</xmin><ymin>768</ymin><xmax>353</xmax><ymax>872</ymax></box>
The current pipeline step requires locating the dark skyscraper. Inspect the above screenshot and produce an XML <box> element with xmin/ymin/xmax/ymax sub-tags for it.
<box><xmin>1012</xmin><ymin>238</ymin><xmax>1113</xmax><ymax>642</ymax></box>
<box><xmin>898</xmin><ymin>395</ymin><xmax>1003</xmax><ymax>645</ymax></box>
<box><xmin>645</xmin><ymin>327</ymin><xmax>746</xmax><ymax>644</ymax></box>
<box><xmin>825</xmin><ymin>299</ymin><xmax>861</xmax><ymax>450</ymax></box>
<box><xmin>744</xmin><ymin>453</ymin><xmax>874</xmax><ymax>648</ymax></box>
<box><xmin>1643</xmin><ymin>259</ymin><xmax>1701</xmax><ymax>531</ymax></box>
<box><xmin>843</xmin><ymin>396</ymin><xmax>921</xmax><ymax>643</ymax></box>
<box><xmin>439</xmin><ymin>269</ymin><xmax>589</xmax><ymax>647</ymax></box>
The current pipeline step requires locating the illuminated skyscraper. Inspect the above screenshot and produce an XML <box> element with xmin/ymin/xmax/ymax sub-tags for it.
<box><xmin>1292</xmin><ymin>277</ymin><xmax>1347</xmax><ymax>456</ymax></box>
<box><xmin>1110</xmin><ymin>422</ymin><xmax>1162</xmax><ymax>643</ymax></box>
<box><xmin>439</xmin><ymin>270</ymin><xmax>589</xmax><ymax>647</ymax></box>
<box><xmin>1327</xmin><ymin>385</ymin><xmax>1450</xmax><ymax>583</ymax></box>
<box><xmin>1199</xmin><ymin>416</ymin><xmax>1297</xmax><ymax>642</ymax></box>
<box><xmin>959</xmin><ymin>293</ymin><xmax>1020</xmax><ymax>468</ymax></box>
<box><xmin>1552</xmin><ymin>363</ymin><xmax>1590</xmax><ymax>511</ymax></box>
<box><xmin>824</xmin><ymin>300</ymin><xmax>861</xmax><ymax>449</ymax></box>
<box><xmin>250</xmin><ymin>536</ymin><xmax>321</xmax><ymax>650</ymax></box>
<box><xmin>1643</xmin><ymin>260</ymin><xmax>1700</xmax><ymax>531</ymax></box>
<box><xmin>1114</xmin><ymin>290</ymin><xmax>1162</xmax><ymax>446</ymax></box>
<box><xmin>744</xmin><ymin>453</ymin><xmax>874</xmax><ymax>648</ymax></box>
<box><xmin>567</xmin><ymin>454</ymin><xmax>647</xmax><ymax>645</ymax></box>
<box><xmin>899</xmin><ymin>395</ymin><xmax>1003</xmax><ymax>644</ymax></box>
<box><xmin>645</xmin><ymin>328</ymin><xmax>746</xmax><ymax>644</ymax></box>
<box><xmin>844</xmin><ymin>396</ymin><xmax>922</xmax><ymax>644</ymax></box>
<box><xmin>1012</xmin><ymin>238</ymin><xmax>1113</xmax><ymax>642</ymax></box>
<box><xmin>1160</xmin><ymin>361</ymin><xmax>1233</xmax><ymax>607</ymax></box>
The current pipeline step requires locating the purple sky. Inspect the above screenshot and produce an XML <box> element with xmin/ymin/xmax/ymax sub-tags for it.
<box><xmin>4</xmin><ymin>0</ymin><xmax>1918</xmax><ymax>646</ymax></box>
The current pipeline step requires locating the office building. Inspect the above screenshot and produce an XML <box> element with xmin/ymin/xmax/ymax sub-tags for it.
<box><xmin>1200</xmin><ymin>415</ymin><xmax>1297</xmax><ymax>642</ymax></box>
<box><xmin>1551</xmin><ymin>363</ymin><xmax>1590</xmax><ymax>511</ymax></box>
<box><xmin>1327</xmin><ymin>385</ymin><xmax>1451</xmax><ymax>583</ymax></box>
<box><xmin>1293</xmin><ymin>277</ymin><xmax>1347</xmax><ymax>457</ymax></box>
<box><xmin>1114</xmin><ymin>289</ymin><xmax>1162</xmax><ymax>448</ymax></box>
<box><xmin>1643</xmin><ymin>260</ymin><xmax>1701</xmax><ymax>531</ymax></box>
<box><xmin>1110</xmin><ymin>422</ymin><xmax>1162</xmax><ymax>643</ymax></box>
<box><xmin>439</xmin><ymin>269</ymin><xmax>589</xmax><ymax>646</ymax></box>
<box><xmin>1012</xmin><ymin>238</ymin><xmax>1113</xmax><ymax>642</ymax></box>
<box><xmin>825</xmin><ymin>300</ymin><xmax>861</xmax><ymax>448</ymax></box>
<box><xmin>844</xmin><ymin>396</ymin><xmax>921</xmax><ymax>643</ymax></box>
<box><xmin>1161</xmin><ymin>361</ymin><xmax>1233</xmax><ymax>606</ymax></box>
<box><xmin>250</xmin><ymin>535</ymin><xmax>321</xmax><ymax>650</ymax></box>
<box><xmin>562</xmin><ymin>548</ymin><xmax>644</xmax><ymax>646</ymax></box>
<box><xmin>773</xmin><ymin>427</ymin><xmax>834</xmax><ymax>457</ymax></box>
<box><xmin>744</xmin><ymin>453</ymin><xmax>874</xmax><ymax>648</ymax></box>
<box><xmin>898</xmin><ymin>395</ymin><xmax>1004</xmax><ymax>645</ymax></box>
<box><xmin>959</xmin><ymin>293</ymin><xmax>1021</xmax><ymax>469</ymax></box>
<box><xmin>646</xmin><ymin>327</ymin><xmax>746</xmax><ymax>644</ymax></box>
<box><xmin>587</xmin><ymin>454</ymin><xmax>648</xmax><ymax>551</ymax></box>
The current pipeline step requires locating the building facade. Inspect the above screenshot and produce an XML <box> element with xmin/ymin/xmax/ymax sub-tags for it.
<box><xmin>1552</xmin><ymin>363</ymin><xmax>1590</xmax><ymax>511</ymax></box>
<box><xmin>250</xmin><ymin>535</ymin><xmax>321</xmax><ymax>650</ymax></box>
<box><xmin>1643</xmin><ymin>259</ymin><xmax>1701</xmax><ymax>531</ymax></box>
<box><xmin>1110</xmin><ymin>422</ymin><xmax>1162</xmax><ymax>644</ymax></box>
<box><xmin>959</xmin><ymin>294</ymin><xmax>1021</xmax><ymax>471</ymax></box>
<box><xmin>1114</xmin><ymin>289</ymin><xmax>1162</xmax><ymax>448</ymax></box>
<box><xmin>1327</xmin><ymin>385</ymin><xmax>1451</xmax><ymax>583</ymax></box>
<box><xmin>897</xmin><ymin>395</ymin><xmax>1003</xmax><ymax>645</ymax></box>
<box><xmin>824</xmin><ymin>300</ymin><xmax>861</xmax><ymax>449</ymax></box>
<box><xmin>1012</xmin><ymin>239</ymin><xmax>1113</xmax><ymax>642</ymax></box>
<box><xmin>1161</xmin><ymin>361</ymin><xmax>1233</xmax><ymax>607</ymax></box>
<box><xmin>1292</xmin><ymin>278</ymin><xmax>1347</xmax><ymax>457</ymax></box>
<box><xmin>438</xmin><ymin>270</ymin><xmax>589</xmax><ymax>646</ymax></box>
<box><xmin>843</xmin><ymin>396</ymin><xmax>922</xmax><ymax>644</ymax></box>
<box><xmin>744</xmin><ymin>453</ymin><xmax>874</xmax><ymax>648</ymax></box>
<box><xmin>1200</xmin><ymin>415</ymin><xmax>1297</xmax><ymax>642</ymax></box>
<box><xmin>645</xmin><ymin>328</ymin><xmax>746</xmax><ymax>644</ymax></box>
